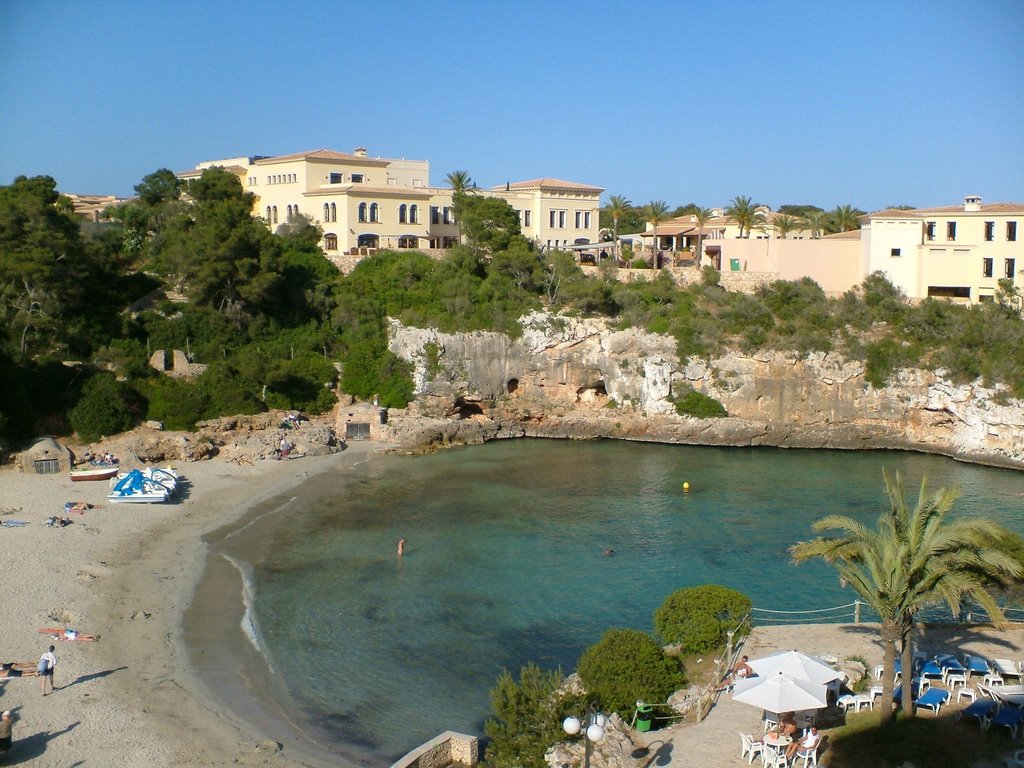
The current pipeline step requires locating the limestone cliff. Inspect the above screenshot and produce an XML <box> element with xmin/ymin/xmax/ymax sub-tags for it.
<box><xmin>385</xmin><ymin>312</ymin><xmax>1024</xmax><ymax>470</ymax></box>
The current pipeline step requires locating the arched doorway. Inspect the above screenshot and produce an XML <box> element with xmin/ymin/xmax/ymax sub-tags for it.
<box><xmin>357</xmin><ymin>234</ymin><xmax>379</xmax><ymax>249</ymax></box>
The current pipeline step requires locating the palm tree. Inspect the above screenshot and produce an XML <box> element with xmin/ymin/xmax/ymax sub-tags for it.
<box><xmin>829</xmin><ymin>204</ymin><xmax>862</xmax><ymax>233</ymax></box>
<box><xmin>693</xmin><ymin>206</ymin><xmax>715</xmax><ymax>266</ymax></box>
<box><xmin>643</xmin><ymin>200</ymin><xmax>670</xmax><ymax>268</ymax></box>
<box><xmin>606</xmin><ymin>194</ymin><xmax>631</xmax><ymax>260</ymax></box>
<box><xmin>791</xmin><ymin>471</ymin><xmax>1021</xmax><ymax>726</ymax></box>
<box><xmin>804</xmin><ymin>210</ymin><xmax>827</xmax><ymax>239</ymax></box>
<box><xmin>445</xmin><ymin>170</ymin><xmax>473</xmax><ymax>194</ymax></box>
<box><xmin>772</xmin><ymin>213</ymin><xmax>800</xmax><ymax>239</ymax></box>
<box><xmin>725</xmin><ymin>195</ymin><xmax>763</xmax><ymax>238</ymax></box>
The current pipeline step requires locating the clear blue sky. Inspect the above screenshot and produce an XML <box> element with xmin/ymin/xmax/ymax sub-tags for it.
<box><xmin>2</xmin><ymin>0</ymin><xmax>1022</xmax><ymax>211</ymax></box>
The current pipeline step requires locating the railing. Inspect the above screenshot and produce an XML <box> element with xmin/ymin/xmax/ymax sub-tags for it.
<box><xmin>750</xmin><ymin>600</ymin><xmax>1024</xmax><ymax>626</ymax></box>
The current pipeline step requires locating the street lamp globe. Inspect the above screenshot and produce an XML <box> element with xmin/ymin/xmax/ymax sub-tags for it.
<box><xmin>586</xmin><ymin>721</ymin><xmax>605</xmax><ymax>742</ymax></box>
<box><xmin>562</xmin><ymin>716</ymin><xmax>581</xmax><ymax>736</ymax></box>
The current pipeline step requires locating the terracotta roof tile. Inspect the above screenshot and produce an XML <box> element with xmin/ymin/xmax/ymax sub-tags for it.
<box><xmin>256</xmin><ymin>149</ymin><xmax>389</xmax><ymax>166</ymax></box>
<box><xmin>491</xmin><ymin>178</ymin><xmax>604</xmax><ymax>193</ymax></box>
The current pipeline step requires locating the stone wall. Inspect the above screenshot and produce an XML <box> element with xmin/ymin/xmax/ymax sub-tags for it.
<box><xmin>390</xmin><ymin>731</ymin><xmax>479</xmax><ymax>768</ymax></box>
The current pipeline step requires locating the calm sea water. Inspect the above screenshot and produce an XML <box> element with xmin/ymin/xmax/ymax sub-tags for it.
<box><xmin>215</xmin><ymin>440</ymin><xmax>1024</xmax><ymax>762</ymax></box>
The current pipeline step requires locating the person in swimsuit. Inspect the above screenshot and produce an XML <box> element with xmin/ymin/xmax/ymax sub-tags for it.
<box><xmin>717</xmin><ymin>655</ymin><xmax>755</xmax><ymax>690</ymax></box>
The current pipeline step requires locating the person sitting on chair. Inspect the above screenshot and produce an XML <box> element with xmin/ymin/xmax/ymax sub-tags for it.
<box><xmin>786</xmin><ymin>725</ymin><xmax>819</xmax><ymax>761</ymax></box>
<box><xmin>717</xmin><ymin>655</ymin><xmax>755</xmax><ymax>690</ymax></box>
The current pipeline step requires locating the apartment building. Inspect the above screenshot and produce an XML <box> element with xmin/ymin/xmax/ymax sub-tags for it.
<box><xmin>178</xmin><ymin>149</ymin><xmax>602</xmax><ymax>257</ymax></box>
<box><xmin>862</xmin><ymin>196</ymin><xmax>1023</xmax><ymax>303</ymax></box>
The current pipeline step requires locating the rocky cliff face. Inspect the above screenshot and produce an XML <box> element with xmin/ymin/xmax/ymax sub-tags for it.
<box><xmin>385</xmin><ymin>312</ymin><xmax>1024</xmax><ymax>470</ymax></box>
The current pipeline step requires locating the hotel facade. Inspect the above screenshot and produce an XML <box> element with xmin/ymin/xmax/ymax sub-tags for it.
<box><xmin>178</xmin><ymin>148</ymin><xmax>602</xmax><ymax>259</ymax></box>
<box><xmin>862</xmin><ymin>196</ymin><xmax>1023</xmax><ymax>303</ymax></box>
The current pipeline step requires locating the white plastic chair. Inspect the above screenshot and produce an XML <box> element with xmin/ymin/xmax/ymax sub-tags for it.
<box><xmin>795</xmin><ymin>743</ymin><xmax>820</xmax><ymax>767</ymax></box>
<box><xmin>762</xmin><ymin>748</ymin><xmax>790</xmax><ymax>767</ymax></box>
<box><xmin>763</xmin><ymin>712</ymin><xmax>779</xmax><ymax>733</ymax></box>
<box><xmin>740</xmin><ymin>733</ymin><xmax>765</xmax><ymax>765</ymax></box>
<box><xmin>984</xmin><ymin>673</ymin><xmax>1006</xmax><ymax>687</ymax></box>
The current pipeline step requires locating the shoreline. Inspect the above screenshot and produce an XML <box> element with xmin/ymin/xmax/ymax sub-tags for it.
<box><xmin>2</xmin><ymin>437</ymin><xmax>1023</xmax><ymax>767</ymax></box>
<box><xmin>0</xmin><ymin>442</ymin><xmax>381</xmax><ymax>767</ymax></box>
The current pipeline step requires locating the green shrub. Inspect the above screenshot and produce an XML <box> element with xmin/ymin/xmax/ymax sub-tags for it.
<box><xmin>143</xmin><ymin>377</ymin><xmax>210</xmax><ymax>430</ymax></box>
<box><xmin>700</xmin><ymin>266</ymin><xmax>720</xmax><ymax>286</ymax></box>
<box><xmin>673</xmin><ymin>387</ymin><xmax>727</xmax><ymax>418</ymax></box>
<box><xmin>653</xmin><ymin>585</ymin><xmax>752</xmax><ymax>654</ymax></box>
<box><xmin>483</xmin><ymin>663</ymin><xmax>584</xmax><ymax>768</ymax></box>
<box><xmin>68</xmin><ymin>373</ymin><xmax>135</xmax><ymax>441</ymax></box>
<box><xmin>577</xmin><ymin>628</ymin><xmax>687</xmax><ymax>717</ymax></box>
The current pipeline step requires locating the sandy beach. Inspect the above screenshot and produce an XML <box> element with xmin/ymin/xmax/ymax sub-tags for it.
<box><xmin>0</xmin><ymin>444</ymin><xmax>381</xmax><ymax>767</ymax></box>
<box><xmin>3</xmin><ymin>440</ymin><xmax>1024</xmax><ymax>767</ymax></box>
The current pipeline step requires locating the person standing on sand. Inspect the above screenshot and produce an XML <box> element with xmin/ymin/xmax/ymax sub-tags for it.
<box><xmin>0</xmin><ymin>710</ymin><xmax>13</xmax><ymax>753</ymax></box>
<box><xmin>38</xmin><ymin>645</ymin><xmax>56</xmax><ymax>695</ymax></box>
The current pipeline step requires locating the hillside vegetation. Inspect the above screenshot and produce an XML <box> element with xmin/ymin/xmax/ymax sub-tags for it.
<box><xmin>2</xmin><ymin>169</ymin><xmax>1023</xmax><ymax>445</ymax></box>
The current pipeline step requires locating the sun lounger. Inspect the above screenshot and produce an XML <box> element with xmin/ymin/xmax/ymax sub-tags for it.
<box><xmin>964</xmin><ymin>655</ymin><xmax>991</xmax><ymax>678</ymax></box>
<box><xmin>993</xmin><ymin>659</ymin><xmax>1023</xmax><ymax>682</ymax></box>
<box><xmin>957</xmin><ymin>699</ymin><xmax>999</xmax><ymax>728</ymax></box>
<box><xmin>987</xmin><ymin>705</ymin><xmax>1024</xmax><ymax>738</ymax></box>
<box><xmin>914</xmin><ymin>688</ymin><xmax>949</xmax><ymax>715</ymax></box>
<box><xmin>920</xmin><ymin>660</ymin><xmax>945</xmax><ymax>680</ymax></box>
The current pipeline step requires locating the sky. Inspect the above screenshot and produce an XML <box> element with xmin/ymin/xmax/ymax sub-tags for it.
<box><xmin>2</xmin><ymin>0</ymin><xmax>1022</xmax><ymax>212</ymax></box>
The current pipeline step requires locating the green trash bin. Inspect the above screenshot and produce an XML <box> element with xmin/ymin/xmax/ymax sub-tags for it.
<box><xmin>635</xmin><ymin>702</ymin><xmax>654</xmax><ymax>732</ymax></box>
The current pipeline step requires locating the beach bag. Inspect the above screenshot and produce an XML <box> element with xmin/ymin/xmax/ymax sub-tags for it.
<box><xmin>37</xmin><ymin>657</ymin><xmax>49</xmax><ymax>674</ymax></box>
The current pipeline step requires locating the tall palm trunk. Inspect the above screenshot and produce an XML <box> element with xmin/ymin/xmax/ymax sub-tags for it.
<box><xmin>900</xmin><ymin>626</ymin><xmax>914</xmax><ymax>716</ymax></box>
<box><xmin>879</xmin><ymin>620</ymin><xmax>900</xmax><ymax>727</ymax></box>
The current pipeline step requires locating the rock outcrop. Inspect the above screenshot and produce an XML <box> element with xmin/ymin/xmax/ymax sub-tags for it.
<box><xmin>385</xmin><ymin>312</ymin><xmax>1024</xmax><ymax>469</ymax></box>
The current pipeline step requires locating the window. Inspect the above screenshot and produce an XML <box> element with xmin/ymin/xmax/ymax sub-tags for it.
<box><xmin>442</xmin><ymin>207</ymin><xmax>452</xmax><ymax>224</ymax></box>
<box><xmin>524</xmin><ymin>210</ymin><xmax>531</xmax><ymax>227</ymax></box>
<box><xmin>358</xmin><ymin>203</ymin><xmax>367</xmax><ymax>222</ymax></box>
<box><xmin>272</xmin><ymin>205</ymin><xmax>278</xmax><ymax>224</ymax></box>
<box><xmin>399</xmin><ymin>204</ymin><xmax>407</xmax><ymax>224</ymax></box>
<box><xmin>584</xmin><ymin>211</ymin><xmax>591</xmax><ymax>229</ymax></box>
<box><xmin>431</xmin><ymin>206</ymin><xmax>440</xmax><ymax>225</ymax></box>
<box><xmin>330</xmin><ymin>172</ymin><xmax>342</xmax><ymax>184</ymax></box>
<box><xmin>925</xmin><ymin>221</ymin><xmax>935</xmax><ymax>240</ymax></box>
<box><xmin>1009</xmin><ymin>221</ymin><xmax>1018</xmax><ymax>241</ymax></box>
<box><xmin>575</xmin><ymin>211</ymin><xmax>582</xmax><ymax>228</ymax></box>
<box><xmin>265</xmin><ymin>206</ymin><xmax>272</xmax><ymax>222</ymax></box>
<box><xmin>549</xmin><ymin>210</ymin><xmax>556</xmax><ymax>228</ymax></box>
<box><xmin>985</xmin><ymin>221</ymin><xmax>995</xmax><ymax>241</ymax></box>
<box><xmin>558</xmin><ymin>210</ymin><xmax>566</xmax><ymax>228</ymax></box>
<box><xmin>927</xmin><ymin>286</ymin><xmax>971</xmax><ymax>299</ymax></box>
<box><xmin>323</xmin><ymin>203</ymin><xmax>330</xmax><ymax>221</ymax></box>
<box><xmin>398</xmin><ymin>236</ymin><xmax>417</xmax><ymax>249</ymax></box>
<box><xmin>286</xmin><ymin>204</ymin><xmax>293</xmax><ymax>219</ymax></box>
<box><xmin>369</xmin><ymin>203</ymin><xmax>379</xmax><ymax>222</ymax></box>
<box><xmin>410</xmin><ymin>205</ymin><xmax>418</xmax><ymax>224</ymax></box>
<box><xmin>890</xmin><ymin>248</ymin><xmax>901</xmax><ymax>257</ymax></box>
<box><xmin>946</xmin><ymin>221</ymin><xmax>956</xmax><ymax>240</ymax></box>
<box><xmin>1006</xmin><ymin>258</ymin><xmax>1017</xmax><ymax>279</ymax></box>
<box><xmin>351</xmin><ymin>174</ymin><xmax>364</xmax><ymax>183</ymax></box>
<box><xmin>330</xmin><ymin>202</ymin><xmax>336</xmax><ymax>222</ymax></box>
<box><xmin>979</xmin><ymin>294</ymin><xmax>994</xmax><ymax>303</ymax></box>
<box><xmin>983</xmin><ymin>258</ymin><xmax>994</xmax><ymax>277</ymax></box>
<box><xmin>324</xmin><ymin>233</ymin><xmax>338</xmax><ymax>251</ymax></box>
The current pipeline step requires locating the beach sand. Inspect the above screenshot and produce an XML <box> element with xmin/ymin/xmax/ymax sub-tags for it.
<box><xmin>0</xmin><ymin>443</ymin><xmax>380</xmax><ymax>767</ymax></box>
<box><xmin>3</xmin><ymin>441</ymin><xmax>1024</xmax><ymax>767</ymax></box>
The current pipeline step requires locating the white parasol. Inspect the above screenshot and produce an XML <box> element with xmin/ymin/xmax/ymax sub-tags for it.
<box><xmin>746</xmin><ymin>650</ymin><xmax>842</xmax><ymax>687</ymax></box>
<box><xmin>732</xmin><ymin>671</ymin><xmax>828</xmax><ymax>714</ymax></box>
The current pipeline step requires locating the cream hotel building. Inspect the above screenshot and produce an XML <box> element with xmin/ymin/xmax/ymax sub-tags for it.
<box><xmin>179</xmin><ymin>147</ymin><xmax>603</xmax><ymax>263</ymax></box>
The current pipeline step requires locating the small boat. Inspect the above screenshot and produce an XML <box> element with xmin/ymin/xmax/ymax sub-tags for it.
<box><xmin>70</xmin><ymin>463</ymin><xmax>120</xmax><ymax>482</ymax></box>
<box><xmin>107</xmin><ymin>467</ymin><xmax>180</xmax><ymax>504</ymax></box>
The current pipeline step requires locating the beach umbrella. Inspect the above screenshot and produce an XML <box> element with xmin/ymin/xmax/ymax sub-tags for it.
<box><xmin>732</xmin><ymin>671</ymin><xmax>828</xmax><ymax>714</ymax></box>
<box><xmin>747</xmin><ymin>650</ymin><xmax>842</xmax><ymax>686</ymax></box>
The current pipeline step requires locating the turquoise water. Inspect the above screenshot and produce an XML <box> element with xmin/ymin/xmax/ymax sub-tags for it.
<box><xmin>220</xmin><ymin>440</ymin><xmax>1024</xmax><ymax>762</ymax></box>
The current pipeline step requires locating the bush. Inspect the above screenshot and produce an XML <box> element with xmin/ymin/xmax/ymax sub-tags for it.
<box><xmin>701</xmin><ymin>266</ymin><xmax>720</xmax><ymax>286</ymax></box>
<box><xmin>68</xmin><ymin>373</ymin><xmax>135</xmax><ymax>441</ymax></box>
<box><xmin>577</xmin><ymin>628</ymin><xmax>687</xmax><ymax>717</ymax></box>
<box><xmin>143</xmin><ymin>377</ymin><xmax>210</xmax><ymax>431</ymax></box>
<box><xmin>673</xmin><ymin>387</ymin><xmax>727</xmax><ymax>418</ymax></box>
<box><xmin>654</xmin><ymin>585</ymin><xmax>751</xmax><ymax>654</ymax></box>
<box><xmin>484</xmin><ymin>663</ymin><xmax>584</xmax><ymax>768</ymax></box>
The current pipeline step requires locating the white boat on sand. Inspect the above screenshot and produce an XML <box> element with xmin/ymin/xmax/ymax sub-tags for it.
<box><xmin>107</xmin><ymin>467</ymin><xmax>180</xmax><ymax>504</ymax></box>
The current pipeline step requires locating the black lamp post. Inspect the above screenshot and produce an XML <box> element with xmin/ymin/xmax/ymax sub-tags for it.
<box><xmin>562</xmin><ymin>704</ymin><xmax>607</xmax><ymax>768</ymax></box>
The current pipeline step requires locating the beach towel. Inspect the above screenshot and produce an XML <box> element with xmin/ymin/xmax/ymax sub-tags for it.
<box><xmin>1</xmin><ymin>520</ymin><xmax>29</xmax><ymax>527</ymax></box>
